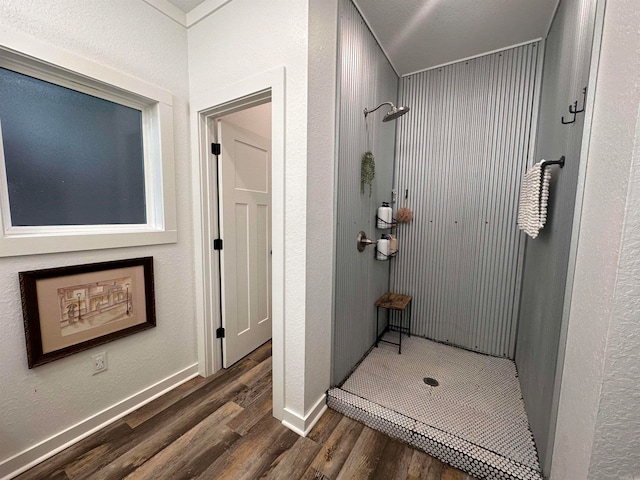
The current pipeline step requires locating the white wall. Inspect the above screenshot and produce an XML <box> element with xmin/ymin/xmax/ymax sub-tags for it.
<box><xmin>0</xmin><ymin>1</ymin><xmax>196</xmax><ymax>476</ymax></box>
<box><xmin>552</xmin><ymin>0</ymin><xmax>640</xmax><ymax>478</ymax></box>
<box><xmin>306</xmin><ymin>0</ymin><xmax>337</xmax><ymax>408</ymax></box>
<box><xmin>188</xmin><ymin>0</ymin><xmax>332</xmax><ymax>429</ymax></box>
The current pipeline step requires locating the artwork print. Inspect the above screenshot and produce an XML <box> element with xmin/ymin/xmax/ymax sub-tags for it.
<box><xmin>59</xmin><ymin>277</ymin><xmax>134</xmax><ymax>337</ymax></box>
<box><xmin>20</xmin><ymin>257</ymin><xmax>155</xmax><ymax>368</ymax></box>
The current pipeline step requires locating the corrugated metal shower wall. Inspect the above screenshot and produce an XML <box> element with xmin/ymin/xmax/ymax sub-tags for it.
<box><xmin>391</xmin><ymin>43</ymin><xmax>540</xmax><ymax>358</ymax></box>
<box><xmin>517</xmin><ymin>0</ymin><xmax>598</xmax><ymax>472</ymax></box>
<box><xmin>332</xmin><ymin>0</ymin><xmax>398</xmax><ymax>384</ymax></box>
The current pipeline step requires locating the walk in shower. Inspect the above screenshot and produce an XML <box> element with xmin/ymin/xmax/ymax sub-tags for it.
<box><xmin>330</xmin><ymin>1</ymin><xmax>599</xmax><ymax>479</ymax></box>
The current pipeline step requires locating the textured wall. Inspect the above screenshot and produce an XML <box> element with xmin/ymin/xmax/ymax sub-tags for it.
<box><xmin>306</xmin><ymin>0</ymin><xmax>338</xmax><ymax>407</ymax></box>
<box><xmin>332</xmin><ymin>0</ymin><xmax>398</xmax><ymax>384</ymax></box>
<box><xmin>188</xmin><ymin>0</ymin><xmax>330</xmax><ymax>420</ymax></box>
<box><xmin>552</xmin><ymin>0</ymin><xmax>640</xmax><ymax>478</ymax></box>
<box><xmin>391</xmin><ymin>44</ymin><xmax>540</xmax><ymax>358</ymax></box>
<box><xmin>0</xmin><ymin>0</ymin><xmax>195</xmax><ymax>471</ymax></box>
<box><xmin>588</xmin><ymin>120</ymin><xmax>640</xmax><ymax>477</ymax></box>
<box><xmin>515</xmin><ymin>0</ymin><xmax>598</xmax><ymax>475</ymax></box>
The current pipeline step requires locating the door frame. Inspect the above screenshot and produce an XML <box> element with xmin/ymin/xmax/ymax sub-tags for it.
<box><xmin>191</xmin><ymin>67</ymin><xmax>285</xmax><ymax>420</ymax></box>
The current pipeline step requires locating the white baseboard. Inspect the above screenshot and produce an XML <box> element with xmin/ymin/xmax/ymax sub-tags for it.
<box><xmin>0</xmin><ymin>364</ymin><xmax>199</xmax><ymax>480</ymax></box>
<box><xmin>281</xmin><ymin>393</ymin><xmax>327</xmax><ymax>437</ymax></box>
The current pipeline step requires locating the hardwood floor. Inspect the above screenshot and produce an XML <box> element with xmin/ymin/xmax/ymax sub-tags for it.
<box><xmin>16</xmin><ymin>342</ymin><xmax>475</xmax><ymax>480</ymax></box>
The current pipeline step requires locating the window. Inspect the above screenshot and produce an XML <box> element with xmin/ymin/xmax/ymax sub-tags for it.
<box><xmin>0</xmin><ymin>67</ymin><xmax>147</xmax><ymax>226</ymax></box>
<box><xmin>0</xmin><ymin>37</ymin><xmax>176</xmax><ymax>257</ymax></box>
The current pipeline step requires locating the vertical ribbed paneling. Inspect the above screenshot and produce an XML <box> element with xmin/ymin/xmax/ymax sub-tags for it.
<box><xmin>391</xmin><ymin>44</ymin><xmax>540</xmax><ymax>358</ymax></box>
<box><xmin>332</xmin><ymin>0</ymin><xmax>398</xmax><ymax>384</ymax></box>
<box><xmin>516</xmin><ymin>0</ymin><xmax>598</xmax><ymax>474</ymax></box>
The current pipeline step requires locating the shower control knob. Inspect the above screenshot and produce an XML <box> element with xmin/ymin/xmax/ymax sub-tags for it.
<box><xmin>357</xmin><ymin>231</ymin><xmax>374</xmax><ymax>252</ymax></box>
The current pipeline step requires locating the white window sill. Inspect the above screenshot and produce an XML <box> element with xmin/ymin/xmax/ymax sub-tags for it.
<box><xmin>0</xmin><ymin>228</ymin><xmax>177</xmax><ymax>257</ymax></box>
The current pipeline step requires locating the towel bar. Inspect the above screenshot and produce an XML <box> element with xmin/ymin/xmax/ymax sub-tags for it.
<box><xmin>541</xmin><ymin>156</ymin><xmax>565</xmax><ymax>169</ymax></box>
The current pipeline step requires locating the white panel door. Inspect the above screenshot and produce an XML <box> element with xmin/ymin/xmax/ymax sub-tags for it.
<box><xmin>218</xmin><ymin>120</ymin><xmax>271</xmax><ymax>367</ymax></box>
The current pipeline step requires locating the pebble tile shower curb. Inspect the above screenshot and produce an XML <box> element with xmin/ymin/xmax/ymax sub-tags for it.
<box><xmin>327</xmin><ymin>335</ymin><xmax>543</xmax><ymax>480</ymax></box>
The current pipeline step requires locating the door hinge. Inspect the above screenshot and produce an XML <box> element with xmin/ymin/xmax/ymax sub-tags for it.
<box><xmin>213</xmin><ymin>239</ymin><xmax>223</xmax><ymax>250</ymax></box>
<box><xmin>211</xmin><ymin>143</ymin><xmax>221</xmax><ymax>155</ymax></box>
<box><xmin>216</xmin><ymin>327</ymin><xmax>225</xmax><ymax>338</ymax></box>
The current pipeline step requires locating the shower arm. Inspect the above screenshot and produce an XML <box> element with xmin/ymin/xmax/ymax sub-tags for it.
<box><xmin>364</xmin><ymin>102</ymin><xmax>394</xmax><ymax>117</ymax></box>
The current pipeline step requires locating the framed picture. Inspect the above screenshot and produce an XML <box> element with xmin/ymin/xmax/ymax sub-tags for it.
<box><xmin>19</xmin><ymin>257</ymin><xmax>156</xmax><ymax>368</ymax></box>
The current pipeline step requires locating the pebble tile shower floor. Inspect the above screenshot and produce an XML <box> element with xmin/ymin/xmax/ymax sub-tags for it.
<box><xmin>327</xmin><ymin>334</ymin><xmax>543</xmax><ymax>480</ymax></box>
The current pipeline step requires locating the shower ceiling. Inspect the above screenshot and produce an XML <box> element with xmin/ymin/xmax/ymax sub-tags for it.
<box><xmin>353</xmin><ymin>0</ymin><xmax>559</xmax><ymax>76</ymax></box>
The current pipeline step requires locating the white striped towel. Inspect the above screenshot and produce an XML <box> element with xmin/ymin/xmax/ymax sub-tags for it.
<box><xmin>517</xmin><ymin>161</ymin><xmax>551</xmax><ymax>239</ymax></box>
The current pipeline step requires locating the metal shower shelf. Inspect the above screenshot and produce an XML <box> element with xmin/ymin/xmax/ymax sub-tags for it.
<box><xmin>375</xmin><ymin>215</ymin><xmax>398</xmax><ymax>229</ymax></box>
<box><xmin>375</xmin><ymin>247</ymin><xmax>398</xmax><ymax>260</ymax></box>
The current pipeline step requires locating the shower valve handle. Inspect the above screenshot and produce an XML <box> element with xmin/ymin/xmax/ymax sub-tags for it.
<box><xmin>357</xmin><ymin>231</ymin><xmax>374</xmax><ymax>252</ymax></box>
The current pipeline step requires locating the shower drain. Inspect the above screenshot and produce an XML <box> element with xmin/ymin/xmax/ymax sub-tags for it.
<box><xmin>423</xmin><ymin>377</ymin><xmax>439</xmax><ymax>387</ymax></box>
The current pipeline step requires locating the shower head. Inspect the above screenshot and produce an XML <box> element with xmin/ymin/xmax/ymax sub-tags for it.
<box><xmin>364</xmin><ymin>101</ymin><xmax>410</xmax><ymax>122</ymax></box>
<box><xmin>383</xmin><ymin>105</ymin><xmax>410</xmax><ymax>122</ymax></box>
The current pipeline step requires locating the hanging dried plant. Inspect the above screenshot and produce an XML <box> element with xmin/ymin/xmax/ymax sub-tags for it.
<box><xmin>361</xmin><ymin>151</ymin><xmax>375</xmax><ymax>197</ymax></box>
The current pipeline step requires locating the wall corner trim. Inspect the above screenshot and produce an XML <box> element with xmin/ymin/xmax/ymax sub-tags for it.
<box><xmin>281</xmin><ymin>394</ymin><xmax>328</xmax><ymax>437</ymax></box>
<box><xmin>186</xmin><ymin>0</ymin><xmax>234</xmax><ymax>28</ymax></box>
<box><xmin>0</xmin><ymin>364</ymin><xmax>199</xmax><ymax>480</ymax></box>
<box><xmin>142</xmin><ymin>0</ymin><xmax>234</xmax><ymax>29</ymax></box>
<box><xmin>142</xmin><ymin>0</ymin><xmax>187</xmax><ymax>27</ymax></box>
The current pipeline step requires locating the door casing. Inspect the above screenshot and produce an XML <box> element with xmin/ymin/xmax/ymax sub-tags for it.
<box><xmin>191</xmin><ymin>68</ymin><xmax>285</xmax><ymax>421</ymax></box>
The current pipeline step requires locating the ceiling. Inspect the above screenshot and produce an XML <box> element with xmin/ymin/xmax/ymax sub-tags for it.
<box><xmin>353</xmin><ymin>0</ymin><xmax>559</xmax><ymax>76</ymax></box>
<box><xmin>165</xmin><ymin>0</ymin><xmax>559</xmax><ymax>77</ymax></box>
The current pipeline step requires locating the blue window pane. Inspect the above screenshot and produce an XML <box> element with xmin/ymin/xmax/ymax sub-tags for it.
<box><xmin>0</xmin><ymin>67</ymin><xmax>146</xmax><ymax>226</ymax></box>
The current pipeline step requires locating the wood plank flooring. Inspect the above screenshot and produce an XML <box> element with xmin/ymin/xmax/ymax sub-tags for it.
<box><xmin>16</xmin><ymin>342</ymin><xmax>476</xmax><ymax>480</ymax></box>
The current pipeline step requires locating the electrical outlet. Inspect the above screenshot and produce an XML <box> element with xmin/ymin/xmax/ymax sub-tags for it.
<box><xmin>91</xmin><ymin>352</ymin><xmax>108</xmax><ymax>375</ymax></box>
